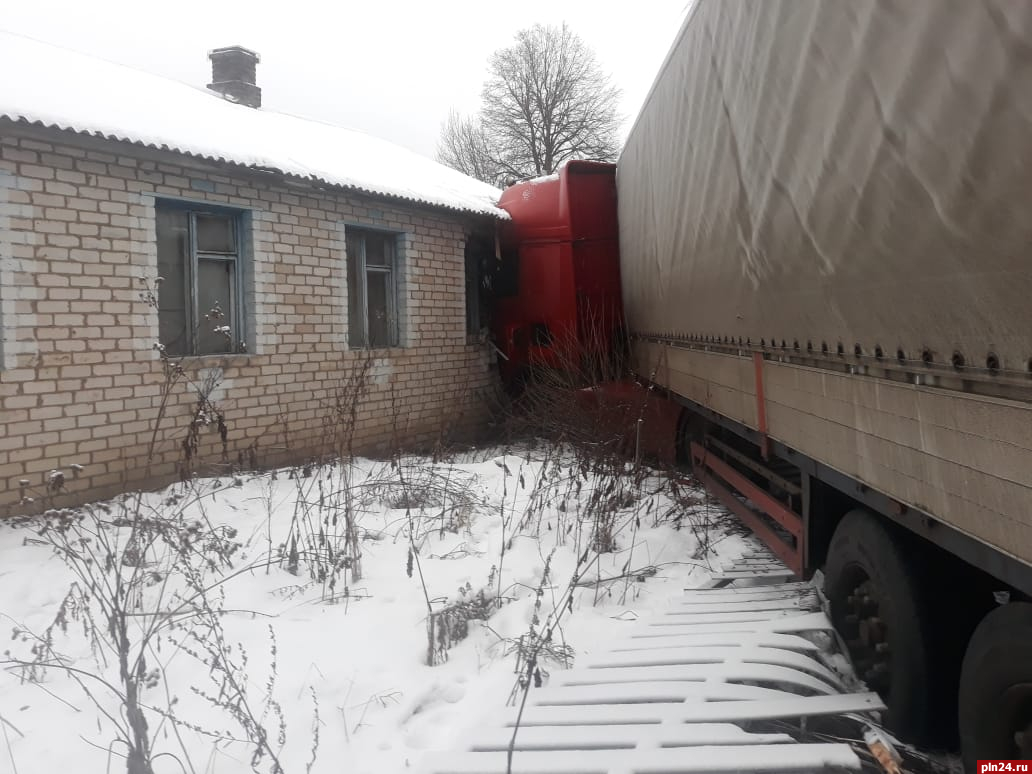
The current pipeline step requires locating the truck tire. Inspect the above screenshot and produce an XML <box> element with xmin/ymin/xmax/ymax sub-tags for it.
<box><xmin>823</xmin><ymin>510</ymin><xmax>932</xmax><ymax>742</ymax></box>
<box><xmin>959</xmin><ymin>602</ymin><xmax>1032</xmax><ymax>772</ymax></box>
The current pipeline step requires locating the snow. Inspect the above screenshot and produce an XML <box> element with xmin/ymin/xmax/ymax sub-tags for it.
<box><xmin>0</xmin><ymin>32</ymin><xmax>506</xmax><ymax>218</ymax></box>
<box><xmin>0</xmin><ymin>446</ymin><xmax>744</xmax><ymax>774</ymax></box>
<box><xmin>526</xmin><ymin>173</ymin><xmax>560</xmax><ymax>185</ymax></box>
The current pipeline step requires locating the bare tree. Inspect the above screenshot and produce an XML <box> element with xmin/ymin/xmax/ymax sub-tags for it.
<box><xmin>436</xmin><ymin>109</ymin><xmax>501</xmax><ymax>187</ymax></box>
<box><xmin>437</xmin><ymin>24</ymin><xmax>621</xmax><ymax>183</ymax></box>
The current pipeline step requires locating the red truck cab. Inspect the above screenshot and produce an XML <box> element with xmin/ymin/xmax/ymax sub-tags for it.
<box><xmin>492</xmin><ymin>160</ymin><xmax>623</xmax><ymax>386</ymax></box>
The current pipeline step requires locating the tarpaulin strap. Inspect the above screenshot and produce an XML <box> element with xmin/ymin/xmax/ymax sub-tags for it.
<box><xmin>753</xmin><ymin>352</ymin><xmax>770</xmax><ymax>460</ymax></box>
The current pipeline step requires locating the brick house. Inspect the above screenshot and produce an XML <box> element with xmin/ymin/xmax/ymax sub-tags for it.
<box><xmin>0</xmin><ymin>36</ymin><xmax>505</xmax><ymax>514</ymax></box>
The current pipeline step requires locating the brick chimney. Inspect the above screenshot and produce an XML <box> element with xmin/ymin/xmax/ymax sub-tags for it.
<box><xmin>207</xmin><ymin>46</ymin><xmax>261</xmax><ymax>108</ymax></box>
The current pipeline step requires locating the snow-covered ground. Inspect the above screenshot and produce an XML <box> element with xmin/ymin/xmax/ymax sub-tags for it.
<box><xmin>0</xmin><ymin>445</ymin><xmax>743</xmax><ymax>774</ymax></box>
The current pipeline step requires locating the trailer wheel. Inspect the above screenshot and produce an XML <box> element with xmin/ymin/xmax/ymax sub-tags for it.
<box><xmin>959</xmin><ymin>602</ymin><xmax>1032</xmax><ymax>771</ymax></box>
<box><xmin>824</xmin><ymin>510</ymin><xmax>931</xmax><ymax>741</ymax></box>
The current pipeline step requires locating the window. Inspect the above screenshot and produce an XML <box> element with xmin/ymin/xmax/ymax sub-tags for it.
<box><xmin>493</xmin><ymin>245</ymin><xmax>520</xmax><ymax>299</ymax></box>
<box><xmin>464</xmin><ymin>233</ymin><xmax>494</xmax><ymax>335</ymax></box>
<box><xmin>346</xmin><ymin>228</ymin><xmax>398</xmax><ymax>348</ymax></box>
<box><xmin>156</xmin><ymin>201</ymin><xmax>245</xmax><ymax>356</ymax></box>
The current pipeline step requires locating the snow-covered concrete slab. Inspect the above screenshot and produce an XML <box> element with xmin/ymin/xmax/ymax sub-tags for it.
<box><xmin>579</xmin><ymin>649</ymin><xmax>842</xmax><ymax>689</ymax></box>
<box><xmin>549</xmin><ymin>663</ymin><xmax>839</xmax><ymax>695</ymax></box>
<box><xmin>467</xmin><ymin>723</ymin><xmax>796</xmax><ymax>751</ymax></box>
<box><xmin>494</xmin><ymin>692</ymin><xmax>885</xmax><ymax>727</ymax></box>
<box><xmin>421</xmin><ymin>744</ymin><xmax>862</xmax><ymax>773</ymax></box>
<box><xmin>676</xmin><ymin>583</ymin><xmax>814</xmax><ymax>600</ymax></box>
<box><xmin>422</xmin><ymin>539</ymin><xmax>880</xmax><ymax>774</ymax></box>
<box><xmin>642</xmin><ymin>611</ymin><xmax>835</xmax><ymax>634</ymax></box>
<box><xmin>610</xmin><ymin>631</ymin><xmax>822</xmax><ymax>653</ymax></box>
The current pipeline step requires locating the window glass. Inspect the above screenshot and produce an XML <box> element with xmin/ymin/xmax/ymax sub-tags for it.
<box><xmin>346</xmin><ymin>232</ymin><xmax>365</xmax><ymax>345</ymax></box>
<box><xmin>196</xmin><ymin>214</ymin><xmax>235</xmax><ymax>253</ymax></box>
<box><xmin>196</xmin><ymin>259</ymin><xmax>235</xmax><ymax>354</ymax></box>
<box><xmin>464</xmin><ymin>234</ymin><xmax>492</xmax><ymax>334</ymax></box>
<box><xmin>156</xmin><ymin>208</ymin><xmax>190</xmax><ymax>356</ymax></box>
<box><xmin>366</xmin><ymin>271</ymin><xmax>392</xmax><ymax>348</ymax></box>
<box><xmin>365</xmin><ymin>232</ymin><xmax>391</xmax><ymax>267</ymax></box>
<box><xmin>494</xmin><ymin>247</ymin><xmax>520</xmax><ymax>298</ymax></box>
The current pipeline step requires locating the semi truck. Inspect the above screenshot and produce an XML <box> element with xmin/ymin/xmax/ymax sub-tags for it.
<box><xmin>492</xmin><ymin>0</ymin><xmax>1032</xmax><ymax>768</ymax></box>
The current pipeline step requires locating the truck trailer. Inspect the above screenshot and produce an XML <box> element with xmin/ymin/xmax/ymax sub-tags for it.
<box><xmin>495</xmin><ymin>0</ymin><xmax>1032</xmax><ymax>768</ymax></box>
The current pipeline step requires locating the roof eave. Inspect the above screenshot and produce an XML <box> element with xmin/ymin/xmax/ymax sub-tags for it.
<box><xmin>1</xmin><ymin>115</ymin><xmax>510</xmax><ymax>221</ymax></box>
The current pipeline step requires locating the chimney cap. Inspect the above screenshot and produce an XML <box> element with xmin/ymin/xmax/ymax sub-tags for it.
<box><xmin>207</xmin><ymin>44</ymin><xmax>262</xmax><ymax>108</ymax></box>
<box><xmin>208</xmin><ymin>45</ymin><xmax>260</xmax><ymax>63</ymax></box>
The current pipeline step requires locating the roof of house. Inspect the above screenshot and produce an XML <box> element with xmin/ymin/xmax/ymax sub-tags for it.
<box><xmin>0</xmin><ymin>32</ymin><xmax>506</xmax><ymax>218</ymax></box>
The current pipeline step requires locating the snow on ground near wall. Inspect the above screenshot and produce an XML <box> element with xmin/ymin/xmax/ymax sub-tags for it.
<box><xmin>0</xmin><ymin>446</ymin><xmax>745</xmax><ymax>774</ymax></box>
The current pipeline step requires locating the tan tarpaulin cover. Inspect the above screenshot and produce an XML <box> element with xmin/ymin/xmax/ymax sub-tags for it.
<box><xmin>618</xmin><ymin>0</ymin><xmax>1032</xmax><ymax>372</ymax></box>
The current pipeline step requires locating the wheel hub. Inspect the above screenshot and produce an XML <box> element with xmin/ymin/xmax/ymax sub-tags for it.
<box><xmin>999</xmin><ymin>683</ymin><xmax>1032</xmax><ymax>757</ymax></box>
<box><xmin>843</xmin><ymin>578</ymin><xmax>892</xmax><ymax>696</ymax></box>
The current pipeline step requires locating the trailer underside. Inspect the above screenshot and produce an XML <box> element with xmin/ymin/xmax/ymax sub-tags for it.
<box><xmin>632</xmin><ymin>337</ymin><xmax>1032</xmax><ymax>594</ymax></box>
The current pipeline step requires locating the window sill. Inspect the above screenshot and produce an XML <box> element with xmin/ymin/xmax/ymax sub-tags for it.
<box><xmin>160</xmin><ymin>352</ymin><xmax>256</xmax><ymax>366</ymax></box>
<box><xmin>347</xmin><ymin>346</ymin><xmax>406</xmax><ymax>355</ymax></box>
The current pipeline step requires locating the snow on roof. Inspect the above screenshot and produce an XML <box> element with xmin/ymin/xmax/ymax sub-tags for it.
<box><xmin>527</xmin><ymin>172</ymin><xmax>561</xmax><ymax>185</ymax></box>
<box><xmin>0</xmin><ymin>32</ymin><xmax>507</xmax><ymax>218</ymax></box>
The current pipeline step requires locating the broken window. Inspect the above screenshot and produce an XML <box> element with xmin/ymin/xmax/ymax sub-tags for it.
<box><xmin>346</xmin><ymin>229</ymin><xmax>399</xmax><ymax>349</ymax></box>
<box><xmin>493</xmin><ymin>245</ymin><xmax>520</xmax><ymax>299</ymax></box>
<box><xmin>464</xmin><ymin>233</ymin><xmax>494</xmax><ymax>335</ymax></box>
<box><xmin>155</xmin><ymin>202</ymin><xmax>244</xmax><ymax>357</ymax></box>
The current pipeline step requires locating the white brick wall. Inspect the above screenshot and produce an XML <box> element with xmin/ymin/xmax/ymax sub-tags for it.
<box><xmin>0</xmin><ymin>170</ymin><xmax>41</xmax><ymax>370</ymax></box>
<box><xmin>0</xmin><ymin>125</ymin><xmax>499</xmax><ymax>514</ymax></box>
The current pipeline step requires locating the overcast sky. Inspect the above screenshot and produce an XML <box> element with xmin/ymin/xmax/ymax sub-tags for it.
<box><xmin>1</xmin><ymin>0</ymin><xmax>692</xmax><ymax>161</ymax></box>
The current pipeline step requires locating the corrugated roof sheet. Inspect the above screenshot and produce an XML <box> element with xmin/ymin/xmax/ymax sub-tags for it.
<box><xmin>0</xmin><ymin>32</ymin><xmax>506</xmax><ymax>218</ymax></box>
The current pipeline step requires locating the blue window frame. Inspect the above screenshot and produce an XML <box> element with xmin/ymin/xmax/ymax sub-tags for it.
<box><xmin>156</xmin><ymin>200</ymin><xmax>246</xmax><ymax>356</ymax></box>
